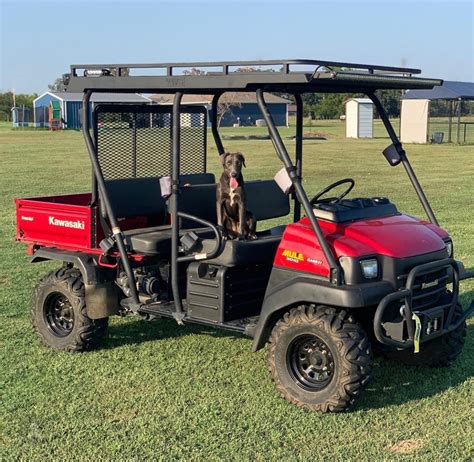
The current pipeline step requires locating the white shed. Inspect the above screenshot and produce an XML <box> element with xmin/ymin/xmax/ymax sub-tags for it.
<box><xmin>400</xmin><ymin>99</ymin><xmax>430</xmax><ymax>143</ymax></box>
<box><xmin>345</xmin><ymin>98</ymin><xmax>374</xmax><ymax>138</ymax></box>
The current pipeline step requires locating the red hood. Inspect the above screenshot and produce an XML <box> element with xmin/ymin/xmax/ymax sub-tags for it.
<box><xmin>300</xmin><ymin>214</ymin><xmax>449</xmax><ymax>258</ymax></box>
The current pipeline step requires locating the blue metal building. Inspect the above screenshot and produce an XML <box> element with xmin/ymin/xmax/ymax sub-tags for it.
<box><xmin>33</xmin><ymin>92</ymin><xmax>151</xmax><ymax>129</ymax></box>
<box><xmin>151</xmin><ymin>92</ymin><xmax>289</xmax><ymax>127</ymax></box>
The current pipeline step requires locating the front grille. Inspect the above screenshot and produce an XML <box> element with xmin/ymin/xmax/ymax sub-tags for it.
<box><xmin>399</xmin><ymin>267</ymin><xmax>449</xmax><ymax>310</ymax></box>
<box><xmin>411</xmin><ymin>268</ymin><xmax>449</xmax><ymax>309</ymax></box>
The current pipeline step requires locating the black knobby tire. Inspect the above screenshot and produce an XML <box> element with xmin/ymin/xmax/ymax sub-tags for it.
<box><xmin>385</xmin><ymin>303</ymin><xmax>467</xmax><ymax>368</ymax></box>
<box><xmin>32</xmin><ymin>267</ymin><xmax>108</xmax><ymax>352</ymax></box>
<box><xmin>267</xmin><ymin>305</ymin><xmax>372</xmax><ymax>413</ymax></box>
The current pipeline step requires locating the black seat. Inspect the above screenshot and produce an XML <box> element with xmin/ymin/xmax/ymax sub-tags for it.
<box><xmin>194</xmin><ymin>225</ymin><xmax>286</xmax><ymax>266</ymax></box>
<box><xmin>125</xmin><ymin>179</ymin><xmax>290</xmax><ymax>266</ymax></box>
<box><xmin>104</xmin><ymin>173</ymin><xmax>216</xmax><ymax>219</ymax></box>
<box><xmin>178</xmin><ymin>180</ymin><xmax>290</xmax><ymax>266</ymax></box>
<box><xmin>108</xmin><ymin>173</ymin><xmax>216</xmax><ymax>255</ymax></box>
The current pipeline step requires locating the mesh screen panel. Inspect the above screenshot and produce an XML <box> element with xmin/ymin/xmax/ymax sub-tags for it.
<box><xmin>94</xmin><ymin>104</ymin><xmax>206</xmax><ymax>180</ymax></box>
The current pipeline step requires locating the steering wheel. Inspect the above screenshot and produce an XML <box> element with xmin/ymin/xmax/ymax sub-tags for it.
<box><xmin>310</xmin><ymin>178</ymin><xmax>355</xmax><ymax>205</ymax></box>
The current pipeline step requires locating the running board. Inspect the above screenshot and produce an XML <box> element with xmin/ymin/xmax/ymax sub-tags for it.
<box><xmin>137</xmin><ymin>302</ymin><xmax>258</xmax><ymax>337</ymax></box>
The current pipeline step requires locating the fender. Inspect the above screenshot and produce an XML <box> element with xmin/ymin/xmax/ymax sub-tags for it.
<box><xmin>30</xmin><ymin>248</ymin><xmax>102</xmax><ymax>284</ymax></box>
<box><xmin>31</xmin><ymin>247</ymin><xmax>119</xmax><ymax>319</ymax></box>
<box><xmin>251</xmin><ymin>267</ymin><xmax>394</xmax><ymax>351</ymax></box>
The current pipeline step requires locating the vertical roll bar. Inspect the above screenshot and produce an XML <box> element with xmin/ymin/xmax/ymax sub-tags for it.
<box><xmin>211</xmin><ymin>93</ymin><xmax>225</xmax><ymax>155</ymax></box>
<box><xmin>256</xmin><ymin>89</ymin><xmax>340</xmax><ymax>284</ymax></box>
<box><xmin>81</xmin><ymin>91</ymin><xmax>140</xmax><ymax>306</ymax></box>
<box><xmin>368</xmin><ymin>93</ymin><xmax>439</xmax><ymax>226</ymax></box>
<box><xmin>170</xmin><ymin>92</ymin><xmax>185</xmax><ymax>322</ymax></box>
<box><xmin>294</xmin><ymin>94</ymin><xmax>303</xmax><ymax>222</ymax></box>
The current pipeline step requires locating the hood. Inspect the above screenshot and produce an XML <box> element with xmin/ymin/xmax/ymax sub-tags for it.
<box><xmin>322</xmin><ymin>214</ymin><xmax>449</xmax><ymax>258</ymax></box>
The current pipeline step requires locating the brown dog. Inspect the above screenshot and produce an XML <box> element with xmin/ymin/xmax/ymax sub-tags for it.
<box><xmin>216</xmin><ymin>152</ymin><xmax>256</xmax><ymax>240</ymax></box>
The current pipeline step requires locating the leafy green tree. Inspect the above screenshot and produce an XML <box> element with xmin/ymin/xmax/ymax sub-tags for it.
<box><xmin>0</xmin><ymin>92</ymin><xmax>37</xmax><ymax>121</ymax></box>
<box><xmin>48</xmin><ymin>77</ymin><xmax>64</xmax><ymax>91</ymax></box>
<box><xmin>375</xmin><ymin>90</ymin><xmax>401</xmax><ymax>118</ymax></box>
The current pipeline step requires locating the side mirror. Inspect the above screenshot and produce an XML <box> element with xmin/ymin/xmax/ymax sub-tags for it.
<box><xmin>382</xmin><ymin>144</ymin><xmax>403</xmax><ymax>166</ymax></box>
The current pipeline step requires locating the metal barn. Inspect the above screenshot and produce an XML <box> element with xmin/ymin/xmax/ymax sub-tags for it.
<box><xmin>151</xmin><ymin>92</ymin><xmax>289</xmax><ymax>127</ymax></box>
<box><xmin>345</xmin><ymin>98</ymin><xmax>374</xmax><ymax>138</ymax></box>
<box><xmin>401</xmin><ymin>81</ymin><xmax>474</xmax><ymax>144</ymax></box>
<box><xmin>33</xmin><ymin>92</ymin><xmax>151</xmax><ymax>129</ymax></box>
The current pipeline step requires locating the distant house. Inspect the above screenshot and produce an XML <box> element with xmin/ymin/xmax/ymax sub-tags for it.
<box><xmin>33</xmin><ymin>91</ymin><xmax>151</xmax><ymax>129</ymax></box>
<box><xmin>150</xmin><ymin>92</ymin><xmax>290</xmax><ymax>127</ymax></box>
<box><xmin>287</xmin><ymin>104</ymin><xmax>297</xmax><ymax>118</ymax></box>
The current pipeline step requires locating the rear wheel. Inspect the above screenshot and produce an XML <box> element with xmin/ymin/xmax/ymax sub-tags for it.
<box><xmin>267</xmin><ymin>305</ymin><xmax>372</xmax><ymax>413</ymax></box>
<box><xmin>385</xmin><ymin>303</ymin><xmax>466</xmax><ymax>367</ymax></box>
<box><xmin>32</xmin><ymin>267</ymin><xmax>108</xmax><ymax>352</ymax></box>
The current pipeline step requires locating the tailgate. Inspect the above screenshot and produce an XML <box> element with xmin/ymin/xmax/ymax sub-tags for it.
<box><xmin>16</xmin><ymin>193</ymin><xmax>93</xmax><ymax>251</ymax></box>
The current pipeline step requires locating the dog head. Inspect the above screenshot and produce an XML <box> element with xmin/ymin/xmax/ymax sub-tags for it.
<box><xmin>221</xmin><ymin>152</ymin><xmax>246</xmax><ymax>183</ymax></box>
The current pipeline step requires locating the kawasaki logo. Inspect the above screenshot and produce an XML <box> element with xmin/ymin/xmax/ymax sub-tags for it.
<box><xmin>48</xmin><ymin>216</ymin><xmax>85</xmax><ymax>230</ymax></box>
<box><xmin>421</xmin><ymin>279</ymin><xmax>438</xmax><ymax>290</ymax></box>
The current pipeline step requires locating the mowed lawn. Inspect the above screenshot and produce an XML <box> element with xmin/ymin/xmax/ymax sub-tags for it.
<box><xmin>0</xmin><ymin>120</ymin><xmax>473</xmax><ymax>460</ymax></box>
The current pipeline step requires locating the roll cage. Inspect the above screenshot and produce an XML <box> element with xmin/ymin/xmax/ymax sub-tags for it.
<box><xmin>63</xmin><ymin>58</ymin><xmax>443</xmax><ymax>317</ymax></box>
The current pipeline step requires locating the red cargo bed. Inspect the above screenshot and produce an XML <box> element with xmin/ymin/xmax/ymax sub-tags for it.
<box><xmin>15</xmin><ymin>193</ymin><xmax>96</xmax><ymax>252</ymax></box>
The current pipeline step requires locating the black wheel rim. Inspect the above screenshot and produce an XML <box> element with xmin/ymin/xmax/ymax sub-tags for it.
<box><xmin>287</xmin><ymin>334</ymin><xmax>335</xmax><ymax>391</ymax></box>
<box><xmin>44</xmin><ymin>292</ymin><xmax>74</xmax><ymax>337</ymax></box>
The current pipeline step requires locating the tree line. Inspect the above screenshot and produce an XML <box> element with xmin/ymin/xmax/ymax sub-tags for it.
<box><xmin>0</xmin><ymin>92</ymin><xmax>38</xmax><ymax>121</ymax></box>
<box><xmin>295</xmin><ymin>90</ymin><xmax>402</xmax><ymax>119</ymax></box>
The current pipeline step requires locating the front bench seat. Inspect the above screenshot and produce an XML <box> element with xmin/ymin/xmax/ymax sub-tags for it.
<box><xmin>194</xmin><ymin>225</ymin><xmax>286</xmax><ymax>266</ymax></box>
<box><xmin>125</xmin><ymin>179</ymin><xmax>290</xmax><ymax>266</ymax></box>
<box><xmin>178</xmin><ymin>180</ymin><xmax>290</xmax><ymax>266</ymax></box>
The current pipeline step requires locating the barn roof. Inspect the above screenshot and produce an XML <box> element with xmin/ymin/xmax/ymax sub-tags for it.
<box><xmin>150</xmin><ymin>92</ymin><xmax>290</xmax><ymax>105</ymax></box>
<box><xmin>401</xmin><ymin>81</ymin><xmax>474</xmax><ymax>101</ymax></box>
<box><xmin>33</xmin><ymin>91</ymin><xmax>151</xmax><ymax>104</ymax></box>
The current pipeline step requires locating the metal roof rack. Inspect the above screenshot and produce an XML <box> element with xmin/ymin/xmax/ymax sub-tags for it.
<box><xmin>64</xmin><ymin>59</ymin><xmax>442</xmax><ymax>93</ymax></box>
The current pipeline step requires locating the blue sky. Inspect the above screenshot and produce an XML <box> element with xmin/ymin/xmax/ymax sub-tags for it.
<box><xmin>1</xmin><ymin>0</ymin><xmax>473</xmax><ymax>94</ymax></box>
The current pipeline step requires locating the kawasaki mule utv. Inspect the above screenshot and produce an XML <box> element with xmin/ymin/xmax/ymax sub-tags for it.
<box><xmin>16</xmin><ymin>59</ymin><xmax>473</xmax><ymax>412</ymax></box>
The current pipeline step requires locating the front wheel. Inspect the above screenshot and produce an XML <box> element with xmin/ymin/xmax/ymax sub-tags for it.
<box><xmin>32</xmin><ymin>267</ymin><xmax>108</xmax><ymax>352</ymax></box>
<box><xmin>267</xmin><ymin>305</ymin><xmax>372</xmax><ymax>413</ymax></box>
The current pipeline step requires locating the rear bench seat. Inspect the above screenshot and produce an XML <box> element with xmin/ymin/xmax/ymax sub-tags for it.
<box><xmin>102</xmin><ymin>173</ymin><xmax>215</xmax><ymax>255</ymax></box>
<box><xmin>104</xmin><ymin>173</ymin><xmax>216</xmax><ymax>222</ymax></box>
<box><xmin>125</xmin><ymin>180</ymin><xmax>290</xmax><ymax>267</ymax></box>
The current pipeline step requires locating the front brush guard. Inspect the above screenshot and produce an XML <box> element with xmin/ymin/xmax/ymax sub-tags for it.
<box><xmin>374</xmin><ymin>259</ymin><xmax>473</xmax><ymax>349</ymax></box>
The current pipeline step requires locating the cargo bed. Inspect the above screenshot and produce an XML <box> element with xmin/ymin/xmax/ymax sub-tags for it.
<box><xmin>15</xmin><ymin>193</ymin><xmax>96</xmax><ymax>252</ymax></box>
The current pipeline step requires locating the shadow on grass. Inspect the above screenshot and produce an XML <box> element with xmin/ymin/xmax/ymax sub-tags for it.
<box><xmin>102</xmin><ymin>300</ymin><xmax>473</xmax><ymax>410</ymax></box>
<box><xmin>357</xmin><ymin>322</ymin><xmax>474</xmax><ymax>410</ymax></box>
<box><xmin>103</xmin><ymin>316</ymin><xmax>244</xmax><ymax>350</ymax></box>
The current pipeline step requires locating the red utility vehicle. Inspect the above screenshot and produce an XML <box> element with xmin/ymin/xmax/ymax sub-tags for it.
<box><xmin>16</xmin><ymin>60</ymin><xmax>473</xmax><ymax>412</ymax></box>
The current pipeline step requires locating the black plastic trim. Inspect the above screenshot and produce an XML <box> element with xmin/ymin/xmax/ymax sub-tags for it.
<box><xmin>30</xmin><ymin>248</ymin><xmax>107</xmax><ymax>285</ymax></box>
<box><xmin>251</xmin><ymin>267</ymin><xmax>394</xmax><ymax>351</ymax></box>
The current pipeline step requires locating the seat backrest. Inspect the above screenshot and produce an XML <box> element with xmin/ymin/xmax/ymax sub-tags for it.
<box><xmin>104</xmin><ymin>173</ymin><xmax>215</xmax><ymax>219</ymax></box>
<box><xmin>179</xmin><ymin>183</ymin><xmax>217</xmax><ymax>227</ymax></box>
<box><xmin>178</xmin><ymin>179</ymin><xmax>290</xmax><ymax>227</ymax></box>
<box><xmin>246</xmin><ymin>180</ymin><xmax>290</xmax><ymax>220</ymax></box>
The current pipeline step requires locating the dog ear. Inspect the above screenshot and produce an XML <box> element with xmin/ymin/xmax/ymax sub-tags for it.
<box><xmin>237</xmin><ymin>153</ymin><xmax>246</xmax><ymax>168</ymax></box>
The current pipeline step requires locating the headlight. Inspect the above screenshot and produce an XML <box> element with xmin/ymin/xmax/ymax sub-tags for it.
<box><xmin>445</xmin><ymin>240</ymin><xmax>453</xmax><ymax>257</ymax></box>
<box><xmin>360</xmin><ymin>259</ymin><xmax>379</xmax><ymax>279</ymax></box>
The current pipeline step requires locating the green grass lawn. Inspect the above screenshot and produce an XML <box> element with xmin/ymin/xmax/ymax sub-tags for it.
<box><xmin>0</xmin><ymin>120</ymin><xmax>473</xmax><ymax>460</ymax></box>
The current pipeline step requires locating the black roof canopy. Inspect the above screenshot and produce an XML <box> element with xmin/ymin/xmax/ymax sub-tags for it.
<box><xmin>64</xmin><ymin>59</ymin><xmax>442</xmax><ymax>94</ymax></box>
